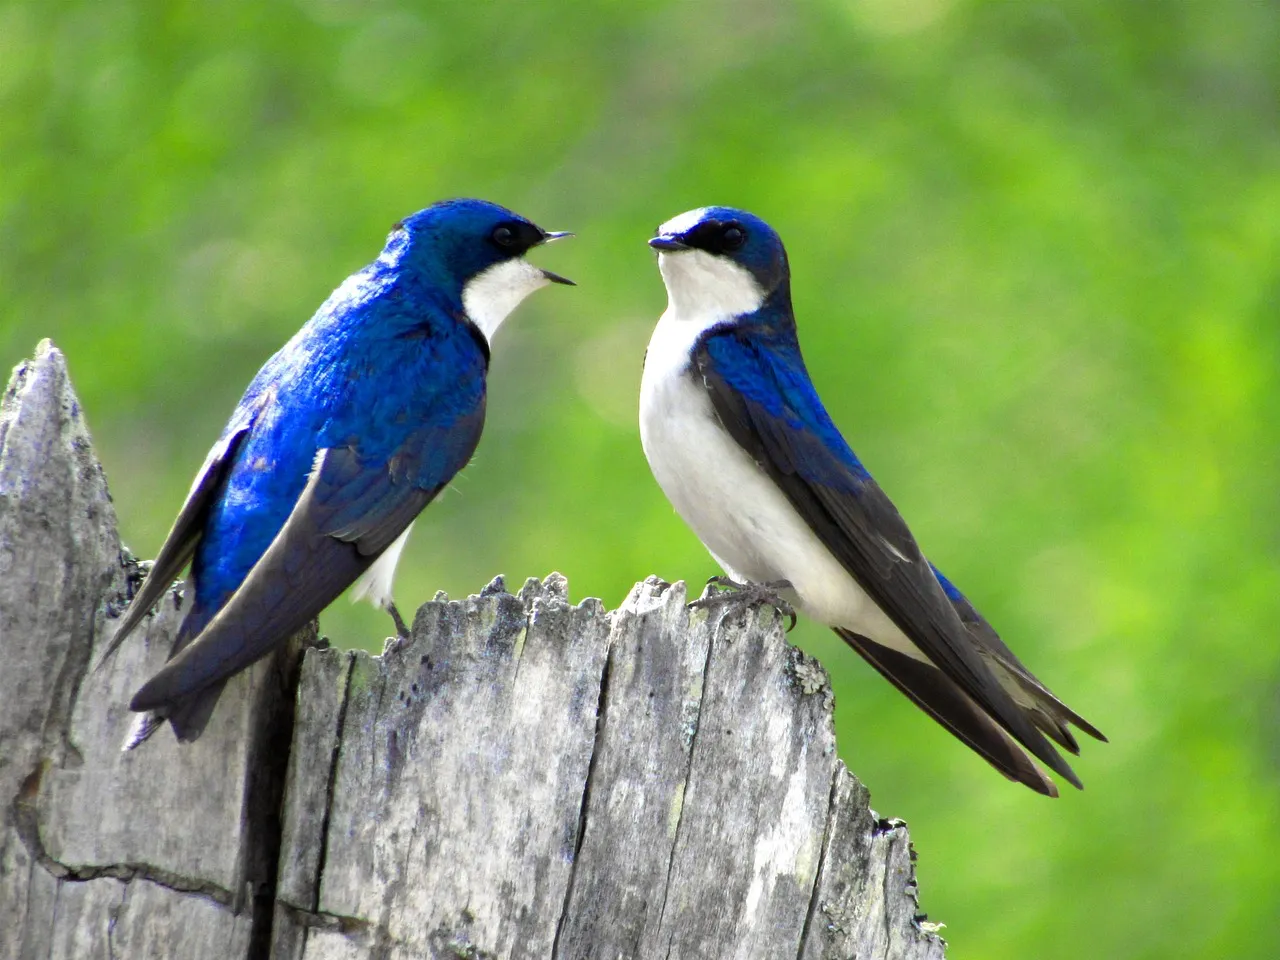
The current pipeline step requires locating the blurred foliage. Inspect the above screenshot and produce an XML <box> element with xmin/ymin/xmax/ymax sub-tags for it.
<box><xmin>4</xmin><ymin>1</ymin><xmax>1279</xmax><ymax>956</ymax></box>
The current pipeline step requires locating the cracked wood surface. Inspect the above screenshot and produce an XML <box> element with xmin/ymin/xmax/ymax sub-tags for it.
<box><xmin>1</xmin><ymin>342</ymin><xmax>310</xmax><ymax>960</ymax></box>
<box><xmin>1</xmin><ymin>340</ymin><xmax>945</xmax><ymax>960</ymax></box>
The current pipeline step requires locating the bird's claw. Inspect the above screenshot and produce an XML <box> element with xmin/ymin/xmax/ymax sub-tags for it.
<box><xmin>689</xmin><ymin>576</ymin><xmax>798</xmax><ymax>631</ymax></box>
<box><xmin>387</xmin><ymin>601</ymin><xmax>411</xmax><ymax>641</ymax></box>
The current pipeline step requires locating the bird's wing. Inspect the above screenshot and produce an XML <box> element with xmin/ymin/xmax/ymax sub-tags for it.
<box><xmin>693</xmin><ymin>328</ymin><xmax>1083</xmax><ymax>787</ymax></box>
<box><xmin>931</xmin><ymin>563</ymin><xmax>1106</xmax><ymax>750</ymax></box>
<box><xmin>129</xmin><ymin>401</ymin><xmax>485</xmax><ymax>711</ymax></box>
<box><xmin>96</xmin><ymin>413</ymin><xmax>258</xmax><ymax>668</ymax></box>
<box><xmin>834</xmin><ymin>626</ymin><xmax>1058</xmax><ymax>795</ymax></box>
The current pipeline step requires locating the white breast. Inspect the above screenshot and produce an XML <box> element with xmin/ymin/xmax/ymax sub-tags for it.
<box><xmin>639</xmin><ymin>252</ymin><xmax>925</xmax><ymax>660</ymax></box>
<box><xmin>461</xmin><ymin>258</ymin><xmax>550</xmax><ymax>342</ymax></box>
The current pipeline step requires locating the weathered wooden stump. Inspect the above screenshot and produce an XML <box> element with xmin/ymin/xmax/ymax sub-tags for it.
<box><xmin>0</xmin><ymin>341</ymin><xmax>945</xmax><ymax>960</ymax></box>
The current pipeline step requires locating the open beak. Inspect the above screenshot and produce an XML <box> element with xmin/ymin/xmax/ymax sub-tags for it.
<box><xmin>537</xmin><ymin>231</ymin><xmax>574</xmax><ymax>284</ymax></box>
<box><xmin>648</xmin><ymin>235</ymin><xmax>688</xmax><ymax>252</ymax></box>
<box><xmin>540</xmin><ymin>268</ymin><xmax>575</xmax><ymax>286</ymax></box>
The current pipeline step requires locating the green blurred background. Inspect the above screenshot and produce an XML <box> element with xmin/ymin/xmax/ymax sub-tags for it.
<box><xmin>3</xmin><ymin>1</ymin><xmax>1278</xmax><ymax>956</ymax></box>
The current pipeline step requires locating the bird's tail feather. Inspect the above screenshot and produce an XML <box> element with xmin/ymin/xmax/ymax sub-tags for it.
<box><xmin>123</xmin><ymin>601</ymin><xmax>224</xmax><ymax>748</ymax></box>
<box><xmin>835</xmin><ymin>628</ymin><xmax>1063</xmax><ymax>797</ymax></box>
<box><xmin>986</xmin><ymin>659</ymin><xmax>1108</xmax><ymax>754</ymax></box>
<box><xmin>934</xmin><ymin>563</ymin><xmax>1106</xmax><ymax>754</ymax></box>
<box><xmin>164</xmin><ymin>681</ymin><xmax>225</xmax><ymax>742</ymax></box>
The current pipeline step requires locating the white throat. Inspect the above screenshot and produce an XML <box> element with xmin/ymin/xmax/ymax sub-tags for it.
<box><xmin>657</xmin><ymin>249</ymin><xmax>765</xmax><ymax>328</ymax></box>
<box><xmin>461</xmin><ymin>258</ymin><xmax>549</xmax><ymax>341</ymax></box>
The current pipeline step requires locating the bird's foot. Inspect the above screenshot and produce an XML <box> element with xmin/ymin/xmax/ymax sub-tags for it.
<box><xmin>689</xmin><ymin>576</ymin><xmax>798</xmax><ymax>631</ymax></box>
<box><xmin>387</xmin><ymin>601</ymin><xmax>411</xmax><ymax>641</ymax></box>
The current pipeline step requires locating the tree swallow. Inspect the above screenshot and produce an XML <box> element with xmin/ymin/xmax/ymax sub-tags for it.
<box><xmin>640</xmin><ymin>206</ymin><xmax>1104</xmax><ymax>795</ymax></box>
<box><xmin>102</xmin><ymin>199</ymin><xmax>573</xmax><ymax>745</ymax></box>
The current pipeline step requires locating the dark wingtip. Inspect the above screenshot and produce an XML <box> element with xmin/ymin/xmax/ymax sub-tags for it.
<box><xmin>1049</xmin><ymin>694</ymin><xmax>1107</xmax><ymax>743</ymax></box>
<box><xmin>92</xmin><ymin>647</ymin><xmax>121</xmax><ymax>676</ymax></box>
<box><xmin>1058</xmin><ymin>762</ymin><xmax>1085</xmax><ymax>791</ymax></box>
<box><xmin>1032</xmin><ymin>774</ymin><xmax>1059</xmax><ymax>799</ymax></box>
<box><xmin>130</xmin><ymin>664</ymin><xmax>181</xmax><ymax>712</ymax></box>
<box><xmin>93</xmin><ymin>605</ymin><xmax>148</xmax><ymax>674</ymax></box>
<box><xmin>1006</xmin><ymin>754</ymin><xmax>1060</xmax><ymax>797</ymax></box>
<box><xmin>1075</xmin><ymin>717</ymin><xmax>1108</xmax><ymax>743</ymax></box>
<box><xmin>836</xmin><ymin>628</ymin><xmax>1077</xmax><ymax>798</ymax></box>
<box><xmin>165</xmin><ymin>688</ymin><xmax>221</xmax><ymax>742</ymax></box>
<box><xmin>129</xmin><ymin>682</ymin><xmax>164</xmax><ymax>713</ymax></box>
<box><xmin>1059</xmin><ymin>727</ymin><xmax>1082</xmax><ymax>756</ymax></box>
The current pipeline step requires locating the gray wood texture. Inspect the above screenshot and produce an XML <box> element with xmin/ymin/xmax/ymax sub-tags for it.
<box><xmin>1</xmin><ymin>340</ymin><xmax>946</xmax><ymax>960</ymax></box>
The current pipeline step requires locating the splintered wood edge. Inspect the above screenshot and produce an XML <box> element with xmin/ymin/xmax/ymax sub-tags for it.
<box><xmin>1</xmin><ymin>341</ymin><xmax>944</xmax><ymax>959</ymax></box>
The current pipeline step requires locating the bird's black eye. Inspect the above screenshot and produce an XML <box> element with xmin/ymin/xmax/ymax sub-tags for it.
<box><xmin>491</xmin><ymin>225</ymin><xmax>516</xmax><ymax>247</ymax></box>
<box><xmin>721</xmin><ymin>225</ymin><xmax>746</xmax><ymax>250</ymax></box>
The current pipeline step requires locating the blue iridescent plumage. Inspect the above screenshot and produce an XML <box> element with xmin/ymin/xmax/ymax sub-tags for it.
<box><xmin>701</xmin><ymin>316</ymin><xmax>873</xmax><ymax>486</ymax></box>
<box><xmin>105</xmin><ymin>199</ymin><xmax>571</xmax><ymax>743</ymax></box>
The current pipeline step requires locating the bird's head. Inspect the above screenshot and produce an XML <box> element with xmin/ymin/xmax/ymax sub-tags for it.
<box><xmin>649</xmin><ymin>207</ymin><xmax>789</xmax><ymax>321</ymax></box>
<box><xmin>386</xmin><ymin>199</ymin><xmax>573</xmax><ymax>339</ymax></box>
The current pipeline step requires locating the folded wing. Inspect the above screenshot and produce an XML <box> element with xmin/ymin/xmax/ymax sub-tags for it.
<box><xmin>130</xmin><ymin>404</ymin><xmax>484</xmax><ymax>711</ymax></box>
<box><xmin>693</xmin><ymin>327</ymin><xmax>1088</xmax><ymax>789</ymax></box>
<box><xmin>96</xmin><ymin>413</ymin><xmax>257</xmax><ymax>668</ymax></box>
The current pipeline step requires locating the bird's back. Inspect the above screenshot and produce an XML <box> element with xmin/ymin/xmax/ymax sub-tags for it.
<box><xmin>188</xmin><ymin>272</ymin><xmax>489</xmax><ymax>622</ymax></box>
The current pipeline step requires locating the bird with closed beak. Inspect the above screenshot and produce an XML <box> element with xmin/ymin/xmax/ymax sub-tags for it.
<box><xmin>640</xmin><ymin>206</ymin><xmax>1104</xmax><ymax>795</ymax></box>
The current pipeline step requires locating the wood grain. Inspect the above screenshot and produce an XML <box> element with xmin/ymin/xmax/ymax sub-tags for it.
<box><xmin>1</xmin><ymin>341</ymin><xmax>945</xmax><ymax>960</ymax></box>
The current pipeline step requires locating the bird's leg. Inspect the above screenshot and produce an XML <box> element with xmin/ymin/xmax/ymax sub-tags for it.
<box><xmin>386</xmin><ymin>601</ymin><xmax>411</xmax><ymax>641</ymax></box>
<box><xmin>689</xmin><ymin>575</ymin><xmax>798</xmax><ymax>631</ymax></box>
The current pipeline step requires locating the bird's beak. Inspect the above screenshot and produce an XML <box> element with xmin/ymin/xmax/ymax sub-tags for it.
<box><xmin>540</xmin><ymin>268</ymin><xmax>575</xmax><ymax>286</ymax></box>
<box><xmin>649</xmin><ymin>235</ymin><xmax>688</xmax><ymax>252</ymax></box>
<box><xmin>535</xmin><ymin>231</ymin><xmax>574</xmax><ymax>284</ymax></box>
